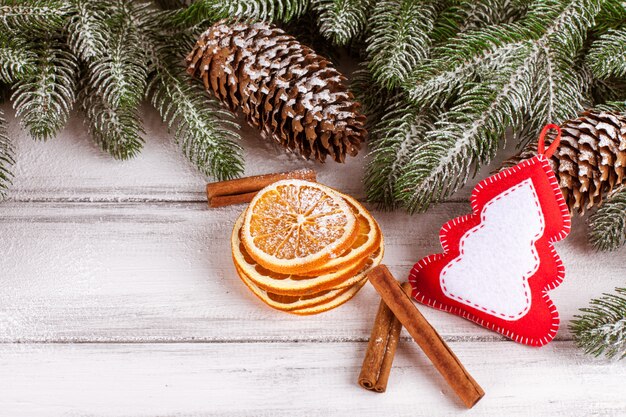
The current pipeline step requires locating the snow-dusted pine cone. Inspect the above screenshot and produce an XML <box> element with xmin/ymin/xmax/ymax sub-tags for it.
<box><xmin>186</xmin><ymin>21</ymin><xmax>367</xmax><ymax>163</ymax></box>
<box><xmin>502</xmin><ymin>110</ymin><xmax>626</xmax><ymax>213</ymax></box>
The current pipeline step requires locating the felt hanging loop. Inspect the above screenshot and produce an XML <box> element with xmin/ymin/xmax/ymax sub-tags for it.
<box><xmin>537</xmin><ymin>124</ymin><xmax>561</xmax><ymax>158</ymax></box>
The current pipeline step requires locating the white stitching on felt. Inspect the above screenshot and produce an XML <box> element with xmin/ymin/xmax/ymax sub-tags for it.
<box><xmin>439</xmin><ymin>178</ymin><xmax>542</xmax><ymax>320</ymax></box>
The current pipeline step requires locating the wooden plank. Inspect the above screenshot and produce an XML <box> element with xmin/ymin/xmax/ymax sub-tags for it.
<box><xmin>0</xmin><ymin>201</ymin><xmax>622</xmax><ymax>343</ymax></box>
<box><xmin>0</xmin><ymin>341</ymin><xmax>623</xmax><ymax>416</ymax></box>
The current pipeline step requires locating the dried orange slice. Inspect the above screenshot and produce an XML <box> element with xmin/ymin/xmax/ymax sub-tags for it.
<box><xmin>299</xmin><ymin>193</ymin><xmax>381</xmax><ymax>276</ymax></box>
<box><xmin>234</xmin><ymin>264</ymin><xmax>361</xmax><ymax>312</ymax></box>
<box><xmin>233</xmin><ymin>212</ymin><xmax>381</xmax><ymax>295</ymax></box>
<box><xmin>234</xmin><ymin>247</ymin><xmax>383</xmax><ymax>315</ymax></box>
<box><xmin>289</xmin><ymin>276</ymin><xmax>369</xmax><ymax>315</ymax></box>
<box><xmin>241</xmin><ymin>179</ymin><xmax>358</xmax><ymax>274</ymax></box>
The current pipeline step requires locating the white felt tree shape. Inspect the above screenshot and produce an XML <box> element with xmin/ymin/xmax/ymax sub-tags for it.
<box><xmin>441</xmin><ymin>179</ymin><xmax>545</xmax><ymax>321</ymax></box>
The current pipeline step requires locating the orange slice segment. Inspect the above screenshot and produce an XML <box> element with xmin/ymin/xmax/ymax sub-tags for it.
<box><xmin>241</xmin><ymin>179</ymin><xmax>358</xmax><ymax>274</ymax></box>
<box><xmin>299</xmin><ymin>193</ymin><xmax>381</xmax><ymax>276</ymax></box>
<box><xmin>289</xmin><ymin>276</ymin><xmax>369</xmax><ymax>316</ymax></box>
<box><xmin>234</xmin><ymin>264</ymin><xmax>361</xmax><ymax>312</ymax></box>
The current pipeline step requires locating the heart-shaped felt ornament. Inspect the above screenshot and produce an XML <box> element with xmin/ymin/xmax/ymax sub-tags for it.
<box><xmin>409</xmin><ymin>125</ymin><xmax>571</xmax><ymax>346</ymax></box>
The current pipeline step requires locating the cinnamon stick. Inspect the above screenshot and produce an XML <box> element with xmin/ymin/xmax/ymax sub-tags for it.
<box><xmin>358</xmin><ymin>296</ymin><xmax>403</xmax><ymax>393</ymax></box>
<box><xmin>367</xmin><ymin>265</ymin><xmax>484</xmax><ymax>408</ymax></box>
<box><xmin>206</xmin><ymin>168</ymin><xmax>316</xmax><ymax>207</ymax></box>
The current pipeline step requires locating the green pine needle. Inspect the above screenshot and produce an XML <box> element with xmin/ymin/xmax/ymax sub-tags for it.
<box><xmin>66</xmin><ymin>0</ymin><xmax>108</xmax><ymax>61</ymax></box>
<box><xmin>312</xmin><ymin>0</ymin><xmax>370</xmax><ymax>45</ymax></box>
<box><xmin>350</xmin><ymin>63</ymin><xmax>398</xmax><ymax>127</ymax></box>
<box><xmin>397</xmin><ymin>0</ymin><xmax>601</xmax><ymax>212</ymax></box>
<box><xmin>594</xmin><ymin>0</ymin><xmax>626</xmax><ymax>31</ymax></box>
<box><xmin>570</xmin><ymin>288</ymin><xmax>626</xmax><ymax>360</ymax></box>
<box><xmin>587</xmin><ymin>29</ymin><xmax>626</xmax><ymax>79</ymax></box>
<box><xmin>0</xmin><ymin>108</ymin><xmax>14</xmax><ymax>200</ymax></box>
<box><xmin>86</xmin><ymin>3</ymin><xmax>148</xmax><ymax>109</ymax></box>
<box><xmin>430</xmin><ymin>0</ymin><xmax>530</xmax><ymax>44</ymax></box>
<box><xmin>11</xmin><ymin>38</ymin><xmax>78</xmax><ymax>140</ymax></box>
<box><xmin>366</xmin><ymin>0</ymin><xmax>437</xmax><ymax>89</ymax></box>
<box><xmin>145</xmin><ymin>23</ymin><xmax>244</xmax><ymax>180</ymax></box>
<box><xmin>365</xmin><ymin>97</ymin><xmax>436</xmax><ymax>209</ymax></box>
<box><xmin>80</xmin><ymin>81</ymin><xmax>145</xmax><ymax>160</ymax></box>
<box><xmin>0</xmin><ymin>35</ymin><xmax>36</xmax><ymax>83</ymax></box>
<box><xmin>404</xmin><ymin>23</ymin><xmax>537</xmax><ymax>108</ymax></box>
<box><xmin>170</xmin><ymin>0</ymin><xmax>308</xmax><ymax>27</ymax></box>
<box><xmin>149</xmin><ymin>70</ymin><xmax>244</xmax><ymax>180</ymax></box>
<box><xmin>0</xmin><ymin>0</ymin><xmax>71</xmax><ymax>34</ymax></box>
<box><xmin>589</xmin><ymin>187</ymin><xmax>626</xmax><ymax>251</ymax></box>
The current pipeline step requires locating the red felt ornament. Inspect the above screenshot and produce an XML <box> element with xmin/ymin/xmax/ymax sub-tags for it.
<box><xmin>409</xmin><ymin>125</ymin><xmax>571</xmax><ymax>346</ymax></box>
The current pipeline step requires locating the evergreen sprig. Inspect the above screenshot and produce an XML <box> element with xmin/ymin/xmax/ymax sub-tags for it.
<box><xmin>0</xmin><ymin>35</ymin><xmax>35</xmax><ymax>83</ymax></box>
<box><xmin>80</xmin><ymin>82</ymin><xmax>145</xmax><ymax>160</ymax></box>
<box><xmin>11</xmin><ymin>38</ymin><xmax>78</xmax><ymax>140</ymax></box>
<box><xmin>586</xmin><ymin>29</ymin><xmax>626</xmax><ymax>79</ymax></box>
<box><xmin>589</xmin><ymin>187</ymin><xmax>626</xmax><ymax>251</ymax></box>
<box><xmin>170</xmin><ymin>0</ymin><xmax>308</xmax><ymax>27</ymax></box>
<box><xmin>66</xmin><ymin>0</ymin><xmax>108</xmax><ymax>61</ymax></box>
<box><xmin>145</xmin><ymin>26</ymin><xmax>244</xmax><ymax>180</ymax></box>
<box><xmin>0</xmin><ymin>108</ymin><xmax>13</xmax><ymax>199</ymax></box>
<box><xmin>366</xmin><ymin>0</ymin><xmax>437</xmax><ymax>89</ymax></box>
<box><xmin>312</xmin><ymin>0</ymin><xmax>371</xmax><ymax>45</ymax></box>
<box><xmin>87</xmin><ymin>3</ymin><xmax>147</xmax><ymax>110</ymax></box>
<box><xmin>365</xmin><ymin>98</ymin><xmax>436</xmax><ymax>209</ymax></box>
<box><xmin>396</xmin><ymin>0</ymin><xmax>600</xmax><ymax>212</ymax></box>
<box><xmin>570</xmin><ymin>287</ymin><xmax>626</xmax><ymax>360</ymax></box>
<box><xmin>0</xmin><ymin>0</ymin><xmax>70</xmax><ymax>33</ymax></box>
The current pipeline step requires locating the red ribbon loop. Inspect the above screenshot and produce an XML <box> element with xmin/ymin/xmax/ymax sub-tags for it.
<box><xmin>537</xmin><ymin>124</ymin><xmax>561</xmax><ymax>159</ymax></box>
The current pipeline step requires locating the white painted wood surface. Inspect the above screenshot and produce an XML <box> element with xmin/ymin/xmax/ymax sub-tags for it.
<box><xmin>1</xmin><ymin>105</ymin><xmax>625</xmax><ymax>416</ymax></box>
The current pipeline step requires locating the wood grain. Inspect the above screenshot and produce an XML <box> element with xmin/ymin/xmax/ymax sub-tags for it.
<box><xmin>0</xmin><ymin>342</ymin><xmax>623</xmax><ymax>417</ymax></box>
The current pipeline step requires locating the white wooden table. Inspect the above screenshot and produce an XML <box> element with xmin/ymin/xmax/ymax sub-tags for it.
<box><xmin>1</xmin><ymin>105</ymin><xmax>625</xmax><ymax>416</ymax></box>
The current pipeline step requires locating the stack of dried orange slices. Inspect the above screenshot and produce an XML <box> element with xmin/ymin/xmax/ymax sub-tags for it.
<box><xmin>231</xmin><ymin>179</ymin><xmax>383</xmax><ymax>315</ymax></box>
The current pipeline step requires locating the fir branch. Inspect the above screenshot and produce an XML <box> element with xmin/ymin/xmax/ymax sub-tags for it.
<box><xmin>350</xmin><ymin>63</ymin><xmax>398</xmax><ymax>127</ymax></box>
<box><xmin>570</xmin><ymin>288</ymin><xmax>626</xmax><ymax>360</ymax></box>
<box><xmin>0</xmin><ymin>0</ymin><xmax>71</xmax><ymax>34</ymax></box>
<box><xmin>396</xmin><ymin>0</ymin><xmax>601</xmax><ymax>212</ymax></box>
<box><xmin>11</xmin><ymin>38</ymin><xmax>78</xmax><ymax>140</ymax></box>
<box><xmin>365</xmin><ymin>98</ymin><xmax>436</xmax><ymax>209</ymax></box>
<box><xmin>80</xmin><ymin>80</ymin><xmax>145</xmax><ymax>160</ymax></box>
<box><xmin>86</xmin><ymin>2</ymin><xmax>148</xmax><ymax>109</ymax></box>
<box><xmin>589</xmin><ymin>187</ymin><xmax>626</xmax><ymax>251</ymax></box>
<box><xmin>170</xmin><ymin>0</ymin><xmax>309</xmax><ymax>27</ymax></box>
<box><xmin>366</xmin><ymin>0</ymin><xmax>437</xmax><ymax>89</ymax></box>
<box><xmin>66</xmin><ymin>0</ymin><xmax>108</xmax><ymax>61</ymax></box>
<box><xmin>148</xmin><ymin>69</ymin><xmax>244</xmax><ymax>180</ymax></box>
<box><xmin>0</xmin><ymin>34</ymin><xmax>36</xmax><ymax>83</ymax></box>
<box><xmin>430</xmin><ymin>0</ymin><xmax>531</xmax><ymax>44</ymax></box>
<box><xmin>116</xmin><ymin>3</ymin><xmax>245</xmax><ymax>179</ymax></box>
<box><xmin>586</xmin><ymin>29</ymin><xmax>626</xmax><ymax>79</ymax></box>
<box><xmin>404</xmin><ymin>29</ymin><xmax>533</xmax><ymax>108</ymax></box>
<box><xmin>213</xmin><ymin>0</ymin><xmax>309</xmax><ymax>22</ymax></box>
<box><xmin>398</xmin><ymin>76</ymin><xmax>532</xmax><ymax>212</ymax></box>
<box><xmin>144</xmin><ymin>24</ymin><xmax>244</xmax><ymax>180</ymax></box>
<box><xmin>0</xmin><ymin>108</ymin><xmax>13</xmax><ymax>200</ymax></box>
<box><xmin>312</xmin><ymin>0</ymin><xmax>371</xmax><ymax>45</ymax></box>
<box><xmin>594</xmin><ymin>0</ymin><xmax>626</xmax><ymax>31</ymax></box>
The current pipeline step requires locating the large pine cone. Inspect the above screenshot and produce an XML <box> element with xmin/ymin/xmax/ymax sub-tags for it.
<box><xmin>502</xmin><ymin>110</ymin><xmax>626</xmax><ymax>213</ymax></box>
<box><xmin>186</xmin><ymin>21</ymin><xmax>367</xmax><ymax>163</ymax></box>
